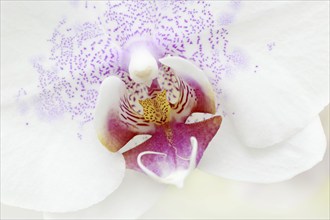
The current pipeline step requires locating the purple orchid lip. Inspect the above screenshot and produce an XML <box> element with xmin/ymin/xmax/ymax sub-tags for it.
<box><xmin>95</xmin><ymin>54</ymin><xmax>222</xmax><ymax>186</ymax></box>
<box><xmin>124</xmin><ymin>116</ymin><xmax>222</xmax><ymax>187</ymax></box>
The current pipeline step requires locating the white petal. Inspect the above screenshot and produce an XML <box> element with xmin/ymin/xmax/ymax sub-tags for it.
<box><xmin>44</xmin><ymin>170</ymin><xmax>166</xmax><ymax>219</ymax></box>
<box><xmin>94</xmin><ymin>76</ymin><xmax>131</xmax><ymax>152</ymax></box>
<box><xmin>95</xmin><ymin>76</ymin><xmax>125</xmax><ymax>135</ymax></box>
<box><xmin>1</xmin><ymin>1</ymin><xmax>126</xmax><ymax>212</ymax></box>
<box><xmin>219</xmin><ymin>1</ymin><xmax>329</xmax><ymax>148</ymax></box>
<box><xmin>1</xmin><ymin>102</ymin><xmax>125</xmax><ymax>212</ymax></box>
<box><xmin>199</xmin><ymin>117</ymin><xmax>327</xmax><ymax>183</ymax></box>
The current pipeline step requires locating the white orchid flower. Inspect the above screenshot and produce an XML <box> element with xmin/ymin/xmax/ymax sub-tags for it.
<box><xmin>1</xmin><ymin>1</ymin><xmax>329</xmax><ymax>219</ymax></box>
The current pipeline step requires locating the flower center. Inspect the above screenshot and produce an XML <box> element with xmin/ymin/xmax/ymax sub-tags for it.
<box><xmin>96</xmin><ymin>55</ymin><xmax>222</xmax><ymax>188</ymax></box>
<box><xmin>139</xmin><ymin>90</ymin><xmax>171</xmax><ymax>125</ymax></box>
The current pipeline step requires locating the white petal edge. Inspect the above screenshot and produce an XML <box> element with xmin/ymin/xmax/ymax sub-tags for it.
<box><xmin>44</xmin><ymin>170</ymin><xmax>166</xmax><ymax>219</ymax></box>
<box><xmin>159</xmin><ymin>56</ymin><xmax>214</xmax><ymax>96</ymax></box>
<box><xmin>1</xmin><ymin>102</ymin><xmax>125</xmax><ymax>212</ymax></box>
<box><xmin>219</xmin><ymin>1</ymin><xmax>329</xmax><ymax>148</ymax></box>
<box><xmin>94</xmin><ymin>76</ymin><xmax>125</xmax><ymax>146</ymax></box>
<box><xmin>198</xmin><ymin>116</ymin><xmax>327</xmax><ymax>183</ymax></box>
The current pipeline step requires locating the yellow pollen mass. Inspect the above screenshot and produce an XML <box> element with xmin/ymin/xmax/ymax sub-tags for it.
<box><xmin>139</xmin><ymin>90</ymin><xmax>171</xmax><ymax>125</ymax></box>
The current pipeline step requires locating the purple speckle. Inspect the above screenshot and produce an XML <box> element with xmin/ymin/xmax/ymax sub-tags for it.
<box><xmin>254</xmin><ymin>65</ymin><xmax>260</xmax><ymax>73</ymax></box>
<box><xmin>267</xmin><ymin>42</ymin><xmax>276</xmax><ymax>51</ymax></box>
<box><xmin>16</xmin><ymin>88</ymin><xmax>27</xmax><ymax>100</ymax></box>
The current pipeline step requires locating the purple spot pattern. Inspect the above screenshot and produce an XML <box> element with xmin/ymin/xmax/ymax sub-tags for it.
<box><xmin>116</xmin><ymin>70</ymin><xmax>149</xmax><ymax>114</ymax></box>
<box><xmin>33</xmin><ymin>1</ymin><xmax>239</xmax><ymax>126</ymax></box>
<box><xmin>158</xmin><ymin>67</ymin><xmax>180</xmax><ymax>104</ymax></box>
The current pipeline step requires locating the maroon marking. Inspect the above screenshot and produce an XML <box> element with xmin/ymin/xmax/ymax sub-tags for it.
<box><xmin>177</xmin><ymin>86</ymin><xmax>190</xmax><ymax>114</ymax></box>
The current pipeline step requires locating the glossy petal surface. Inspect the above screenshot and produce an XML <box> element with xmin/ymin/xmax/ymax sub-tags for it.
<box><xmin>218</xmin><ymin>1</ymin><xmax>329</xmax><ymax>148</ymax></box>
<box><xmin>1</xmin><ymin>104</ymin><xmax>125</xmax><ymax>212</ymax></box>
<box><xmin>44</xmin><ymin>170</ymin><xmax>166</xmax><ymax>219</ymax></box>
<box><xmin>199</xmin><ymin>117</ymin><xmax>326</xmax><ymax>183</ymax></box>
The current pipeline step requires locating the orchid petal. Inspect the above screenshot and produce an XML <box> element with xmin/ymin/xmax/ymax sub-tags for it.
<box><xmin>199</xmin><ymin>117</ymin><xmax>326</xmax><ymax>183</ymax></box>
<box><xmin>1</xmin><ymin>104</ymin><xmax>125</xmax><ymax>212</ymax></box>
<box><xmin>1</xmin><ymin>2</ymin><xmax>127</xmax><ymax>212</ymax></box>
<box><xmin>219</xmin><ymin>1</ymin><xmax>329</xmax><ymax>148</ymax></box>
<box><xmin>44</xmin><ymin>170</ymin><xmax>166</xmax><ymax>219</ymax></box>
<box><xmin>159</xmin><ymin>56</ymin><xmax>216</xmax><ymax>114</ymax></box>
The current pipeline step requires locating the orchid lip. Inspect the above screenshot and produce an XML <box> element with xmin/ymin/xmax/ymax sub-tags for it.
<box><xmin>137</xmin><ymin>137</ymin><xmax>198</xmax><ymax>188</ymax></box>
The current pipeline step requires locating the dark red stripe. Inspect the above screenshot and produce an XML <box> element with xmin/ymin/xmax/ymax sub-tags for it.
<box><xmin>173</xmin><ymin>82</ymin><xmax>185</xmax><ymax>109</ymax></box>
<box><xmin>136</xmin><ymin>123</ymin><xmax>150</xmax><ymax>126</ymax></box>
<box><xmin>177</xmin><ymin>85</ymin><xmax>190</xmax><ymax>114</ymax></box>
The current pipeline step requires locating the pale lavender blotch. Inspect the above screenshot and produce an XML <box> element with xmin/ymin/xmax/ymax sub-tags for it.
<box><xmin>219</xmin><ymin>13</ymin><xmax>235</xmax><ymax>26</ymax></box>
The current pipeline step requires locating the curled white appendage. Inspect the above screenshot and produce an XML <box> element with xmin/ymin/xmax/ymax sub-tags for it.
<box><xmin>137</xmin><ymin>151</ymin><xmax>167</xmax><ymax>180</ymax></box>
<box><xmin>129</xmin><ymin>49</ymin><xmax>158</xmax><ymax>86</ymax></box>
<box><xmin>137</xmin><ymin>137</ymin><xmax>198</xmax><ymax>188</ymax></box>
